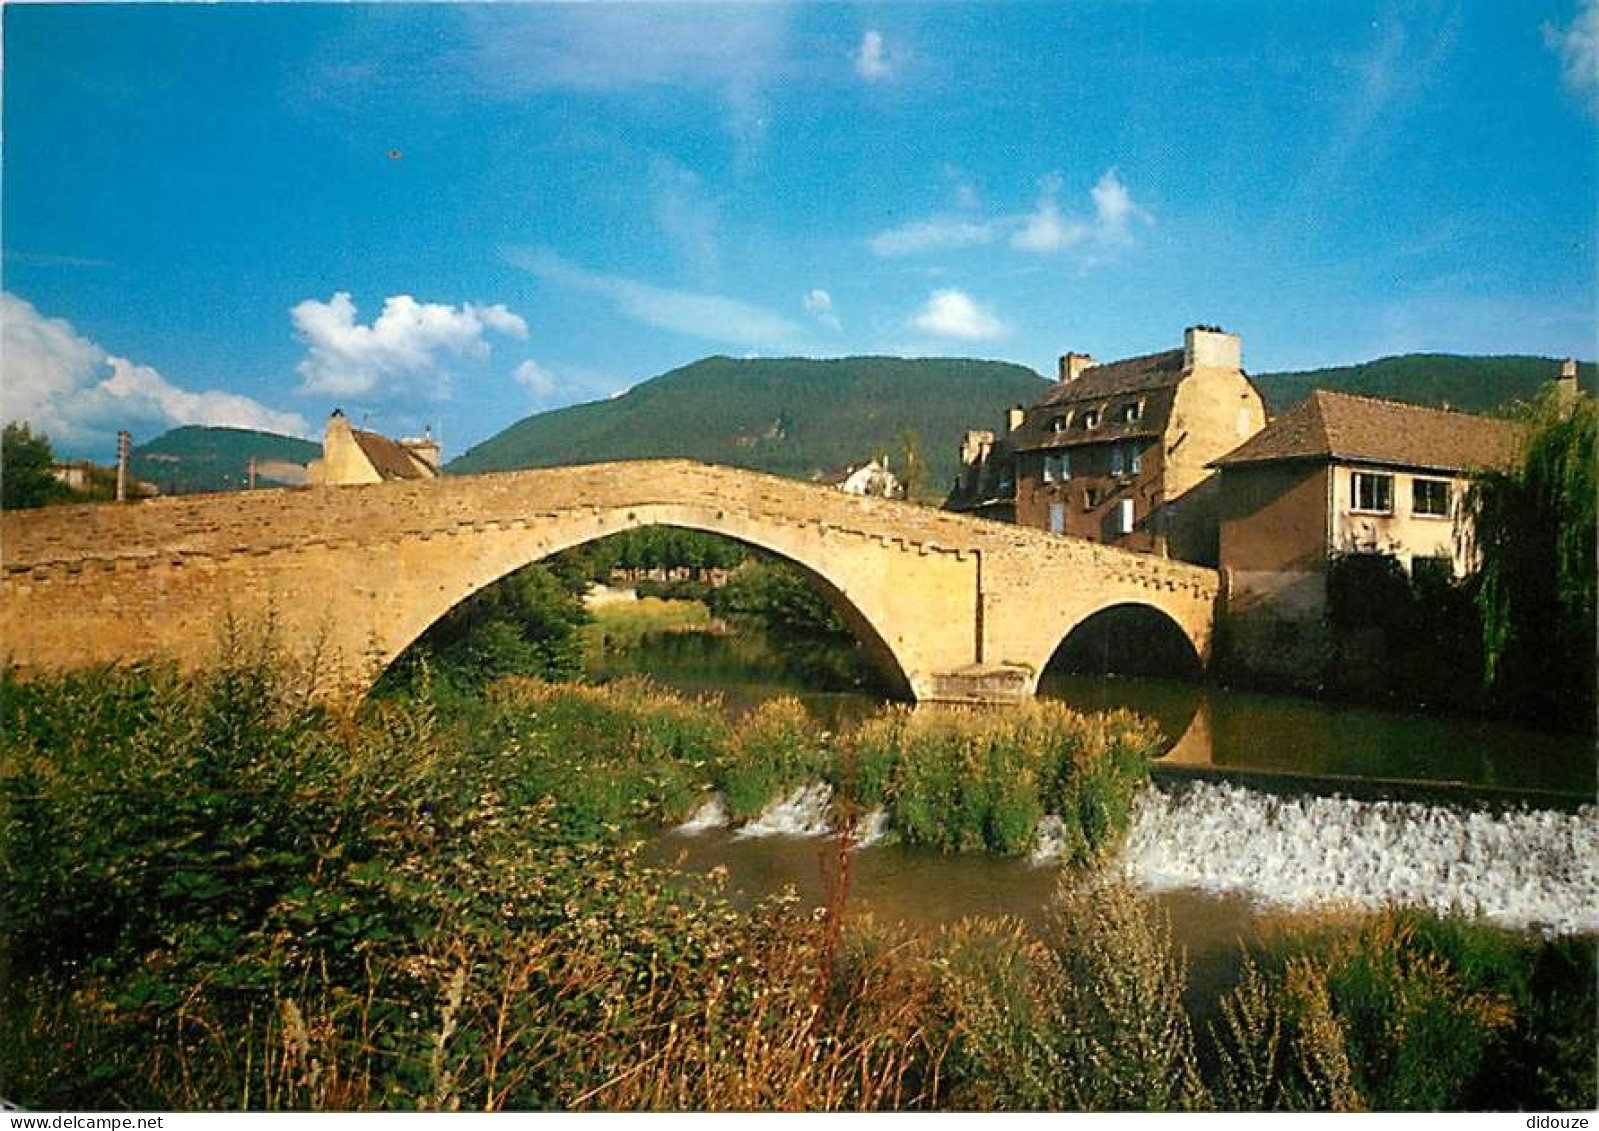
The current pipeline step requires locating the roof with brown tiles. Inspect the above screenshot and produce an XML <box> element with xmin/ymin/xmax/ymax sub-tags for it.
<box><xmin>1012</xmin><ymin>350</ymin><xmax>1186</xmax><ymax>453</ymax></box>
<box><xmin>1210</xmin><ymin>389</ymin><xmax>1524</xmax><ymax>473</ymax></box>
<box><xmin>1034</xmin><ymin>349</ymin><xmax>1187</xmax><ymax>407</ymax></box>
<box><xmin>353</xmin><ymin>429</ymin><xmax>434</xmax><ymax>481</ymax></box>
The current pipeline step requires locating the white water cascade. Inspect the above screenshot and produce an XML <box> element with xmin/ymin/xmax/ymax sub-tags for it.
<box><xmin>735</xmin><ymin>783</ymin><xmax>834</xmax><ymax>838</ymax></box>
<box><xmin>677</xmin><ymin>788</ymin><xmax>889</xmax><ymax>847</ymax></box>
<box><xmin>674</xmin><ymin>778</ymin><xmax>1598</xmax><ymax>934</ymax></box>
<box><xmin>1119</xmin><ymin>781</ymin><xmax>1599</xmax><ymax>935</ymax></box>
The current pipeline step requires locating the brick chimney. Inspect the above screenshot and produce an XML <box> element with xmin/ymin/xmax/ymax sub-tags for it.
<box><xmin>1005</xmin><ymin>405</ymin><xmax>1025</xmax><ymax>434</ymax></box>
<box><xmin>1183</xmin><ymin>325</ymin><xmax>1242</xmax><ymax>371</ymax></box>
<box><xmin>1556</xmin><ymin>357</ymin><xmax>1579</xmax><ymax>413</ymax></box>
<box><xmin>960</xmin><ymin>429</ymin><xmax>994</xmax><ymax>467</ymax></box>
<box><xmin>402</xmin><ymin>426</ymin><xmax>441</xmax><ymax>472</ymax></box>
<box><xmin>1058</xmin><ymin>352</ymin><xmax>1096</xmax><ymax>383</ymax></box>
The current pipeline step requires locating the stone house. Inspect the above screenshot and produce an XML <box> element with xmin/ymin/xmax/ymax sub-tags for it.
<box><xmin>1209</xmin><ymin>388</ymin><xmax>1527</xmax><ymax>677</ymax></box>
<box><xmin>815</xmin><ymin>456</ymin><xmax>901</xmax><ymax>498</ymax></box>
<box><xmin>946</xmin><ymin>326</ymin><xmax>1267</xmax><ymax>565</ymax></box>
<box><xmin>306</xmin><ymin>410</ymin><xmax>441</xmax><ymax>486</ymax></box>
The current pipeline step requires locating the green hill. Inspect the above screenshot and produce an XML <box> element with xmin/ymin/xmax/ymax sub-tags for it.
<box><xmin>1252</xmin><ymin>354</ymin><xmax>1594</xmax><ymax>416</ymax></box>
<box><xmin>131</xmin><ymin>353</ymin><xmax>1591</xmax><ymax>498</ymax></box>
<box><xmin>132</xmin><ymin>426</ymin><xmax>320</xmax><ymax>495</ymax></box>
<box><xmin>449</xmin><ymin>355</ymin><xmax>1051</xmax><ymax>496</ymax></box>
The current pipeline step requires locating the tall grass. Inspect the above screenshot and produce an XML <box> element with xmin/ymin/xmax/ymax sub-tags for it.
<box><xmin>847</xmin><ymin>702</ymin><xmax>1159</xmax><ymax>859</ymax></box>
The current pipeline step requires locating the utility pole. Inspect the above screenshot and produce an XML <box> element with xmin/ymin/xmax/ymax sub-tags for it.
<box><xmin>249</xmin><ymin>456</ymin><xmax>257</xmax><ymax>490</ymax></box>
<box><xmin>116</xmin><ymin>431</ymin><xmax>131</xmax><ymax>502</ymax></box>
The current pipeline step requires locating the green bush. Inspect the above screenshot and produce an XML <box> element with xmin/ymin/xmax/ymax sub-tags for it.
<box><xmin>841</xmin><ymin>703</ymin><xmax>1157</xmax><ymax>859</ymax></box>
<box><xmin>1223</xmin><ymin>907</ymin><xmax>1596</xmax><ymax>1112</ymax></box>
<box><xmin>936</xmin><ymin>883</ymin><xmax>1206</xmax><ymax>1110</ymax></box>
<box><xmin>717</xmin><ymin>697</ymin><xmax>829</xmax><ymax>819</ymax></box>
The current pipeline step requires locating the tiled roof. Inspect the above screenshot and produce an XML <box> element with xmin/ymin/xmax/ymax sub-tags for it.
<box><xmin>1012</xmin><ymin>350</ymin><xmax>1186</xmax><ymax>453</ymax></box>
<box><xmin>1034</xmin><ymin>349</ymin><xmax>1186</xmax><ymax>407</ymax></box>
<box><xmin>353</xmin><ymin>429</ymin><xmax>433</xmax><ymax>480</ymax></box>
<box><xmin>1211</xmin><ymin>390</ymin><xmax>1523</xmax><ymax>473</ymax></box>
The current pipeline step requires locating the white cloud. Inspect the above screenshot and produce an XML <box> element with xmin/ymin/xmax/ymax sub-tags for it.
<box><xmin>873</xmin><ymin>169</ymin><xmax>1150</xmax><ymax>260</ymax></box>
<box><xmin>0</xmin><ymin>292</ymin><xmax>308</xmax><ymax>457</ymax></box>
<box><xmin>1010</xmin><ymin>169</ymin><xmax>1149</xmax><ymax>254</ymax></box>
<box><xmin>944</xmin><ymin>165</ymin><xmax>983</xmax><ymax>211</ymax></box>
<box><xmin>513</xmin><ymin>359</ymin><xmax>559</xmax><ymax>398</ymax></box>
<box><xmin>855</xmin><ymin>29</ymin><xmax>891</xmax><ymax>81</ymax></box>
<box><xmin>910</xmin><ymin>289</ymin><xmax>1008</xmax><ymax>341</ymax></box>
<box><xmin>803</xmin><ymin>288</ymin><xmax>842</xmax><ymax>331</ymax></box>
<box><xmin>505</xmin><ymin>247</ymin><xmax>803</xmax><ymax>349</ymax></box>
<box><xmin>291</xmin><ymin>292</ymin><xmax>527</xmax><ymax>400</ymax></box>
<box><xmin>460</xmin><ymin>6</ymin><xmax>794</xmax><ymax>158</ymax></box>
<box><xmin>651</xmin><ymin>156</ymin><xmax>721</xmax><ymax>277</ymax></box>
<box><xmin>1089</xmin><ymin>168</ymin><xmax>1150</xmax><ymax>244</ymax></box>
<box><xmin>1011</xmin><ymin>174</ymin><xmax>1088</xmax><ymax>253</ymax></box>
<box><xmin>1546</xmin><ymin>0</ymin><xmax>1599</xmax><ymax>116</ymax></box>
<box><xmin>869</xmin><ymin>217</ymin><xmax>996</xmax><ymax>257</ymax></box>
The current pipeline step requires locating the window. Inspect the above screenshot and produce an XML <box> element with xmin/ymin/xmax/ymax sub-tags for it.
<box><xmin>1050</xmin><ymin>414</ymin><xmax>1068</xmax><ymax>433</ymax></box>
<box><xmin>1118</xmin><ymin>498</ymin><xmax>1135</xmax><ymax>535</ymax></box>
<box><xmin>1119</xmin><ymin>401</ymin><xmax>1142</xmax><ymax>424</ymax></box>
<box><xmin>1060</xmin><ymin>451</ymin><xmax>1072</xmax><ymax>480</ymax></box>
<box><xmin>1110</xmin><ymin>441</ymin><xmax>1141</xmax><ymax>477</ymax></box>
<box><xmin>1041</xmin><ymin>457</ymin><xmax>1055</xmax><ymax>484</ymax></box>
<box><xmin>1081</xmin><ymin>408</ymin><xmax>1101</xmax><ymax>429</ymax></box>
<box><xmin>1049</xmin><ymin>502</ymin><xmax>1065</xmax><ymax>534</ymax></box>
<box><xmin>1042</xmin><ymin>455</ymin><xmax>1067</xmax><ymax>484</ymax></box>
<box><xmin>1351</xmin><ymin>471</ymin><xmax>1393</xmax><ymax>514</ymax></box>
<box><xmin>1110</xmin><ymin>444</ymin><xmax>1125</xmax><ymax>476</ymax></box>
<box><xmin>1083</xmin><ymin>485</ymin><xmax>1103</xmax><ymax>510</ymax></box>
<box><xmin>1412</xmin><ymin>477</ymin><xmax>1450</xmax><ymax>517</ymax></box>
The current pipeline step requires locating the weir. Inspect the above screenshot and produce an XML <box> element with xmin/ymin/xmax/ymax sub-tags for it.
<box><xmin>671</xmin><ymin>778</ymin><xmax>1598</xmax><ymax>935</ymax></box>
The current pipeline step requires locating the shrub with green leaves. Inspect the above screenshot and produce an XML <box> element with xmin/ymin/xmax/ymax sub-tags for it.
<box><xmin>843</xmin><ymin>703</ymin><xmax>1157</xmax><ymax>859</ymax></box>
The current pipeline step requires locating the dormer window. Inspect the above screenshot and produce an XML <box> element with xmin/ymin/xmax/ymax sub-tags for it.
<box><xmin>1050</xmin><ymin>415</ymin><xmax>1068</xmax><ymax>434</ymax></box>
<box><xmin>1081</xmin><ymin>408</ymin><xmax>1102</xmax><ymax>430</ymax></box>
<box><xmin>1119</xmin><ymin>401</ymin><xmax>1142</xmax><ymax>425</ymax></box>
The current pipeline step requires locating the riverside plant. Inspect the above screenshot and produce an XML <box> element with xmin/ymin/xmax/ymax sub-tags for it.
<box><xmin>846</xmin><ymin>701</ymin><xmax>1159</xmax><ymax>860</ymax></box>
<box><xmin>2</xmin><ymin>651</ymin><xmax>1593</xmax><ymax>1111</ymax></box>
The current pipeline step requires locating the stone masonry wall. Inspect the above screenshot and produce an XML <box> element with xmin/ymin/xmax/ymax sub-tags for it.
<box><xmin>2</xmin><ymin>461</ymin><xmax>1220</xmax><ymax>701</ymax></box>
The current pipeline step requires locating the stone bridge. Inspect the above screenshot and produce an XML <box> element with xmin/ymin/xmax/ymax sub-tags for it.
<box><xmin>0</xmin><ymin>460</ymin><xmax>1219</xmax><ymax>702</ymax></box>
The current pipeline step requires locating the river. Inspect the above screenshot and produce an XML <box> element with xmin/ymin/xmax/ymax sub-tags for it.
<box><xmin>594</xmin><ymin>623</ymin><xmax>1598</xmax><ymax>992</ymax></box>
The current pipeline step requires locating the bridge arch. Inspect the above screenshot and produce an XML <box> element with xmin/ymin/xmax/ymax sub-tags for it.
<box><xmin>373</xmin><ymin>503</ymin><xmax>917</xmax><ymax>698</ymax></box>
<box><xmin>1037</xmin><ymin>600</ymin><xmax>1206</xmax><ymax>681</ymax></box>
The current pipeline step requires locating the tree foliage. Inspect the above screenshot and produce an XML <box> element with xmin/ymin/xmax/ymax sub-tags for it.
<box><xmin>1467</xmin><ymin>391</ymin><xmax>1597</xmax><ymax>733</ymax></box>
<box><xmin>386</xmin><ymin>562</ymin><xmax>592</xmax><ymax>690</ymax></box>
<box><xmin>2</xmin><ymin>422</ymin><xmax>71</xmax><ymax>510</ymax></box>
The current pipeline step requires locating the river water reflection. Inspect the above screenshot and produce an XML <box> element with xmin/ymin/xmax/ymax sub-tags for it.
<box><xmin>595</xmin><ymin>627</ymin><xmax>1594</xmax><ymax>795</ymax></box>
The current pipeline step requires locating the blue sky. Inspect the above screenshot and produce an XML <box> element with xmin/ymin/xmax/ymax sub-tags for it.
<box><xmin>4</xmin><ymin>1</ymin><xmax>1596</xmax><ymax>460</ymax></box>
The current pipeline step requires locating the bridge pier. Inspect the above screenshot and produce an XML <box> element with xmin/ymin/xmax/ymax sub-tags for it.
<box><xmin>919</xmin><ymin>664</ymin><xmax>1035</xmax><ymax>705</ymax></box>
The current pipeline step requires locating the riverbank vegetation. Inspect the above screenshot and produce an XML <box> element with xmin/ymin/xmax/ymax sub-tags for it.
<box><xmin>2</xmin><ymin>651</ymin><xmax>1592</xmax><ymax>1112</ymax></box>
<box><xmin>1468</xmin><ymin>390</ymin><xmax>1597</xmax><ymax>734</ymax></box>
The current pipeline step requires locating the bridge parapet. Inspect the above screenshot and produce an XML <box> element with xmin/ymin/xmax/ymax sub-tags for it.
<box><xmin>1</xmin><ymin>460</ymin><xmax>1218</xmax><ymax>702</ymax></box>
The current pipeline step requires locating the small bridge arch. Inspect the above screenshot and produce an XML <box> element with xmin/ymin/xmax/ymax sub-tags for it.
<box><xmin>1030</xmin><ymin>599</ymin><xmax>1207</xmax><ymax>683</ymax></box>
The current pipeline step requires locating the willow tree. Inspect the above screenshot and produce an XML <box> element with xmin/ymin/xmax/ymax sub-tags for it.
<box><xmin>1466</xmin><ymin>390</ymin><xmax>1597</xmax><ymax>734</ymax></box>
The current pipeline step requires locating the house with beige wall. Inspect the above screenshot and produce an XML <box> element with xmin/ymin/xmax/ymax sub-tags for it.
<box><xmin>947</xmin><ymin>326</ymin><xmax>1267</xmax><ymax>565</ymax></box>
<box><xmin>1210</xmin><ymin>389</ymin><xmax>1525</xmax><ymax>677</ymax></box>
<box><xmin>306</xmin><ymin>410</ymin><xmax>441</xmax><ymax>486</ymax></box>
